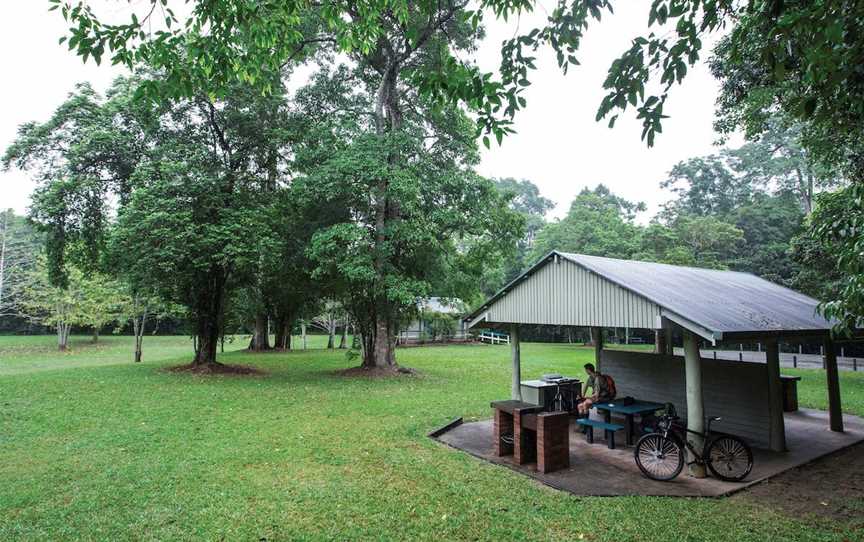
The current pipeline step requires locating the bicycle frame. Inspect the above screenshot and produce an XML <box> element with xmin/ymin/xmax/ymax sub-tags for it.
<box><xmin>658</xmin><ymin>417</ymin><xmax>717</xmax><ymax>465</ymax></box>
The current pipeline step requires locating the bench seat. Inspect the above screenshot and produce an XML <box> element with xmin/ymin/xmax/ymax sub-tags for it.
<box><xmin>576</xmin><ymin>418</ymin><xmax>624</xmax><ymax>449</ymax></box>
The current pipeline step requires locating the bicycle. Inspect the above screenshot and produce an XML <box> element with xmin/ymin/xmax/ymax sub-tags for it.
<box><xmin>634</xmin><ymin>404</ymin><xmax>753</xmax><ymax>482</ymax></box>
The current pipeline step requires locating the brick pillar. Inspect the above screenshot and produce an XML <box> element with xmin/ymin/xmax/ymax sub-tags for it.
<box><xmin>513</xmin><ymin>409</ymin><xmax>536</xmax><ymax>465</ymax></box>
<box><xmin>537</xmin><ymin>412</ymin><xmax>570</xmax><ymax>473</ymax></box>
<box><xmin>493</xmin><ymin>408</ymin><xmax>514</xmax><ymax>457</ymax></box>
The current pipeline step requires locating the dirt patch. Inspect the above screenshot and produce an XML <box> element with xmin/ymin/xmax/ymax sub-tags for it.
<box><xmin>335</xmin><ymin>365</ymin><xmax>419</xmax><ymax>378</ymax></box>
<box><xmin>733</xmin><ymin>442</ymin><xmax>864</xmax><ymax>526</ymax></box>
<box><xmin>164</xmin><ymin>362</ymin><xmax>266</xmax><ymax>376</ymax></box>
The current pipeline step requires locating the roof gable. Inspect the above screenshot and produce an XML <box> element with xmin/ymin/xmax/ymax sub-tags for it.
<box><xmin>467</xmin><ymin>251</ymin><xmax>833</xmax><ymax>339</ymax></box>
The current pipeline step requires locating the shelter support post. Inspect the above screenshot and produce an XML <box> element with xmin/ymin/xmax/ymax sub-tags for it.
<box><xmin>666</xmin><ymin>329</ymin><xmax>674</xmax><ymax>355</ymax></box>
<box><xmin>682</xmin><ymin>330</ymin><xmax>706</xmax><ymax>478</ymax></box>
<box><xmin>511</xmin><ymin>325</ymin><xmax>522</xmax><ymax>401</ymax></box>
<box><xmin>655</xmin><ymin>327</ymin><xmax>672</xmax><ymax>355</ymax></box>
<box><xmin>765</xmin><ymin>338</ymin><xmax>787</xmax><ymax>451</ymax></box>
<box><xmin>824</xmin><ymin>337</ymin><xmax>843</xmax><ymax>432</ymax></box>
<box><xmin>591</xmin><ymin>326</ymin><xmax>603</xmax><ymax>371</ymax></box>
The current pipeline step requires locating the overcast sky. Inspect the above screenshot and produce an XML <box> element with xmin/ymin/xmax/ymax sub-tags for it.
<box><xmin>0</xmin><ymin>2</ymin><xmax>735</xmax><ymax>221</ymax></box>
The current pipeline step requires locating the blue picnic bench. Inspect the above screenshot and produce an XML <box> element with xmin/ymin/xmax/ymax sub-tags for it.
<box><xmin>592</xmin><ymin>400</ymin><xmax>665</xmax><ymax>446</ymax></box>
<box><xmin>575</xmin><ymin>418</ymin><xmax>624</xmax><ymax>449</ymax></box>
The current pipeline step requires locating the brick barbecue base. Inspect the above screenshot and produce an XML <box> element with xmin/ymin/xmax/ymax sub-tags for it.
<box><xmin>491</xmin><ymin>400</ymin><xmax>570</xmax><ymax>474</ymax></box>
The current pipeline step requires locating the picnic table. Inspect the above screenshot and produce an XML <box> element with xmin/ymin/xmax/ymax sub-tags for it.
<box><xmin>592</xmin><ymin>400</ymin><xmax>665</xmax><ymax>446</ymax></box>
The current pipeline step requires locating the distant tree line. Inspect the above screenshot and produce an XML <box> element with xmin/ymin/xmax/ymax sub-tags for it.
<box><xmin>488</xmin><ymin>120</ymin><xmax>844</xmax><ymax>306</ymax></box>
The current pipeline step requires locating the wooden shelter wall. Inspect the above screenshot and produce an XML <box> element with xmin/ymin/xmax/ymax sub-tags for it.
<box><xmin>601</xmin><ymin>350</ymin><xmax>772</xmax><ymax>448</ymax></box>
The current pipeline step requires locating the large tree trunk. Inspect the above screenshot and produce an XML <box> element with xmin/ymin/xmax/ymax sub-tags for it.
<box><xmin>194</xmin><ymin>322</ymin><xmax>220</xmax><ymax>366</ymax></box>
<box><xmin>339</xmin><ymin>320</ymin><xmax>348</xmax><ymax>349</ymax></box>
<box><xmin>273</xmin><ymin>314</ymin><xmax>292</xmax><ymax>350</ymax></box>
<box><xmin>132</xmin><ymin>312</ymin><xmax>146</xmax><ymax>363</ymax></box>
<box><xmin>327</xmin><ymin>320</ymin><xmax>335</xmax><ymax>349</ymax></box>
<box><xmin>57</xmin><ymin>322</ymin><xmax>70</xmax><ymax>351</ymax></box>
<box><xmin>301</xmin><ymin>322</ymin><xmax>307</xmax><ymax>350</ymax></box>
<box><xmin>355</xmin><ymin>54</ymin><xmax>403</xmax><ymax>370</ymax></box>
<box><xmin>192</xmin><ymin>269</ymin><xmax>227</xmax><ymax>366</ymax></box>
<box><xmin>362</xmin><ymin>310</ymin><xmax>397</xmax><ymax>368</ymax></box>
<box><xmin>92</xmin><ymin>326</ymin><xmax>99</xmax><ymax>343</ymax></box>
<box><xmin>248</xmin><ymin>311</ymin><xmax>271</xmax><ymax>351</ymax></box>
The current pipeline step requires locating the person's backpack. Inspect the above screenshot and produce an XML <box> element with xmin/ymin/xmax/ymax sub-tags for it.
<box><xmin>603</xmin><ymin>374</ymin><xmax>617</xmax><ymax>399</ymax></box>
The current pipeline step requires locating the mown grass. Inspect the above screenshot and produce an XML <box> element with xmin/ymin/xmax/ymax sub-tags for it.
<box><xmin>0</xmin><ymin>334</ymin><xmax>335</xmax><ymax>376</ymax></box>
<box><xmin>0</xmin><ymin>337</ymin><xmax>861</xmax><ymax>541</ymax></box>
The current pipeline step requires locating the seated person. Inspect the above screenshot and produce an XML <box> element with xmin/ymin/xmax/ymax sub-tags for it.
<box><xmin>577</xmin><ymin>363</ymin><xmax>615</xmax><ymax>416</ymax></box>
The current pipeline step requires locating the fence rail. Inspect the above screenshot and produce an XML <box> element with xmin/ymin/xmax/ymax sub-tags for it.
<box><xmin>477</xmin><ymin>331</ymin><xmax>510</xmax><ymax>345</ymax></box>
<box><xmin>671</xmin><ymin>347</ymin><xmax>860</xmax><ymax>372</ymax></box>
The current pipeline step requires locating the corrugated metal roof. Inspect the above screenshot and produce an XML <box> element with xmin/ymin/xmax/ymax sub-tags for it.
<box><xmin>466</xmin><ymin>251</ymin><xmax>833</xmax><ymax>338</ymax></box>
<box><xmin>558</xmin><ymin>252</ymin><xmax>831</xmax><ymax>334</ymax></box>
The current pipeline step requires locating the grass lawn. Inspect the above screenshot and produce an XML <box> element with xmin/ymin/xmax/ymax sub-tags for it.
<box><xmin>0</xmin><ymin>337</ymin><xmax>861</xmax><ymax>540</ymax></box>
<box><xmin>0</xmin><ymin>334</ymin><xmax>336</xmax><ymax>376</ymax></box>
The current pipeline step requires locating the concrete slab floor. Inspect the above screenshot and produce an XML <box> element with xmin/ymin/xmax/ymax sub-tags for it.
<box><xmin>433</xmin><ymin>409</ymin><xmax>864</xmax><ymax>497</ymax></box>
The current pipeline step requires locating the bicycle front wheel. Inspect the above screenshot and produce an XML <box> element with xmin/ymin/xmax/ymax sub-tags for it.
<box><xmin>634</xmin><ymin>433</ymin><xmax>684</xmax><ymax>481</ymax></box>
<box><xmin>705</xmin><ymin>435</ymin><xmax>753</xmax><ymax>482</ymax></box>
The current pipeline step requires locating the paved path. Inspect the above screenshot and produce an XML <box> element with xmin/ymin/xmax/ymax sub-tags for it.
<box><xmin>435</xmin><ymin>409</ymin><xmax>864</xmax><ymax>497</ymax></box>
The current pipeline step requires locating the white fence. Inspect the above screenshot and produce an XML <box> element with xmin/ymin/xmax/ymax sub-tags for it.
<box><xmin>671</xmin><ymin>347</ymin><xmax>861</xmax><ymax>372</ymax></box>
<box><xmin>477</xmin><ymin>331</ymin><xmax>510</xmax><ymax>345</ymax></box>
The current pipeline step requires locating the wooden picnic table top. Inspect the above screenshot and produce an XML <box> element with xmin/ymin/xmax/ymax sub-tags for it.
<box><xmin>593</xmin><ymin>400</ymin><xmax>665</xmax><ymax>415</ymax></box>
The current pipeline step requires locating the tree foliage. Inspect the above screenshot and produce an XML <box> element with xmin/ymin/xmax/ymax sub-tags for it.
<box><xmin>531</xmin><ymin>185</ymin><xmax>644</xmax><ymax>261</ymax></box>
<box><xmin>0</xmin><ymin>210</ymin><xmax>42</xmax><ymax>320</ymax></box>
<box><xmin>50</xmin><ymin>0</ymin><xmax>620</xmax><ymax>145</ymax></box>
<box><xmin>292</xmin><ymin>66</ymin><xmax>521</xmax><ymax>366</ymax></box>
<box><xmin>15</xmin><ymin>258</ymin><xmax>126</xmax><ymax>350</ymax></box>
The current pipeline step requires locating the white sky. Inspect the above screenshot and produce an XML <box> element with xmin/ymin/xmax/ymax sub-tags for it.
<box><xmin>0</xmin><ymin>2</ymin><xmax>735</xmax><ymax>221</ymax></box>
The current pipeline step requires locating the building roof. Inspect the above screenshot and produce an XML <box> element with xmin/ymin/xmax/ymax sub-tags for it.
<box><xmin>466</xmin><ymin>251</ymin><xmax>834</xmax><ymax>341</ymax></box>
<box><xmin>419</xmin><ymin>297</ymin><xmax>463</xmax><ymax>315</ymax></box>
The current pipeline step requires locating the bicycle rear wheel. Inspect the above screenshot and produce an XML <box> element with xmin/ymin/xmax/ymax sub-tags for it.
<box><xmin>634</xmin><ymin>433</ymin><xmax>684</xmax><ymax>481</ymax></box>
<box><xmin>705</xmin><ymin>435</ymin><xmax>753</xmax><ymax>482</ymax></box>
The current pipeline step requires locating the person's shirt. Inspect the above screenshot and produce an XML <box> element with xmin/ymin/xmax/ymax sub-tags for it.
<box><xmin>586</xmin><ymin>372</ymin><xmax>609</xmax><ymax>398</ymax></box>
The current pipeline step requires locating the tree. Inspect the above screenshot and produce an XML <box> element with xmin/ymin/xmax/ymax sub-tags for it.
<box><xmin>7</xmin><ymin>73</ymin><xmax>303</xmax><ymax>367</ymax></box>
<box><xmin>657</xmin><ymin>131</ymin><xmax>832</xmax><ymax>286</ymax></box>
<box><xmin>292</xmin><ymin>64</ymin><xmax>520</xmax><ymax>369</ymax></box>
<box><xmin>730</xmin><ymin>193</ymin><xmax>804</xmax><ymax>284</ymax></box>
<box><xmin>77</xmin><ymin>270</ymin><xmax>126</xmax><ymax>343</ymax></box>
<box><xmin>2</xmin><ymin>81</ymin><xmax>152</xmax><ymax>287</ymax></box>
<box><xmin>311</xmin><ymin>300</ymin><xmax>345</xmax><ymax>350</ymax></box>
<box><xmin>109</xmin><ymin>144</ymin><xmax>267</xmax><ymax>367</ymax></box>
<box><xmin>726</xmin><ymin>121</ymin><xmax>841</xmax><ymax>216</ymax></box>
<box><xmin>809</xmin><ymin>189</ymin><xmax>864</xmax><ymax>333</ymax></box>
<box><xmin>492</xmin><ymin>178</ymin><xmax>554</xmax><ymax>246</ymax></box>
<box><xmin>660</xmin><ymin>155</ymin><xmax>753</xmax><ymax>219</ymax></box>
<box><xmin>491</xmin><ymin>178</ymin><xmax>553</xmax><ymax>285</ymax></box>
<box><xmin>53</xmin><ymin>0</ymin><xmax>864</xmax><ymax>333</ymax></box>
<box><xmin>531</xmin><ymin>185</ymin><xmax>645</xmax><ymax>262</ymax></box>
<box><xmin>97</xmin><ymin>77</ymin><xmax>284</xmax><ymax>365</ymax></box>
<box><xmin>117</xmin><ymin>288</ymin><xmax>179</xmax><ymax>363</ymax></box>
<box><xmin>789</xmin><ymin>228</ymin><xmax>844</xmax><ymax>305</ymax></box>
<box><xmin>0</xmin><ymin>210</ymin><xmax>41</xmax><ymax>320</ymax></box>
<box><xmin>668</xmin><ymin>215</ymin><xmax>744</xmax><ymax>270</ymax></box>
<box><xmin>15</xmin><ymin>259</ymin><xmax>121</xmax><ymax>350</ymax></box>
<box><xmin>706</xmin><ymin>6</ymin><xmax>864</xmax><ymax>332</ymax></box>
